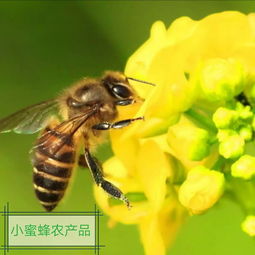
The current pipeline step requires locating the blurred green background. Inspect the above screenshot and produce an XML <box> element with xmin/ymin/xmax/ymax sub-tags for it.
<box><xmin>1</xmin><ymin>1</ymin><xmax>255</xmax><ymax>255</ymax></box>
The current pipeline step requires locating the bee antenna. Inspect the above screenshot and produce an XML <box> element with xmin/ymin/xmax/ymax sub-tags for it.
<box><xmin>126</xmin><ymin>77</ymin><xmax>156</xmax><ymax>86</ymax></box>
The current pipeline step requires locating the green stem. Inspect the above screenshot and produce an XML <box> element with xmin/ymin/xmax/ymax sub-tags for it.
<box><xmin>184</xmin><ymin>108</ymin><xmax>217</xmax><ymax>133</ymax></box>
<box><xmin>211</xmin><ymin>156</ymin><xmax>225</xmax><ymax>172</ymax></box>
<box><xmin>229</xmin><ymin>178</ymin><xmax>255</xmax><ymax>215</ymax></box>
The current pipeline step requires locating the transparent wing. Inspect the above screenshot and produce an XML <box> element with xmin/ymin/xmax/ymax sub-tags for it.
<box><xmin>34</xmin><ymin>106</ymin><xmax>97</xmax><ymax>154</ymax></box>
<box><xmin>0</xmin><ymin>99</ymin><xmax>59</xmax><ymax>134</ymax></box>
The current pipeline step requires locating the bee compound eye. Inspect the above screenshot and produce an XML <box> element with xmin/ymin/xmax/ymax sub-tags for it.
<box><xmin>112</xmin><ymin>84</ymin><xmax>132</xmax><ymax>99</ymax></box>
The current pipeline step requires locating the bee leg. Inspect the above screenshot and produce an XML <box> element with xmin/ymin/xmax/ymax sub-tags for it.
<box><xmin>78</xmin><ymin>154</ymin><xmax>88</xmax><ymax>168</ymax></box>
<box><xmin>84</xmin><ymin>148</ymin><xmax>131</xmax><ymax>208</ymax></box>
<box><xmin>115</xmin><ymin>98</ymin><xmax>144</xmax><ymax>106</ymax></box>
<box><xmin>92</xmin><ymin>116</ymin><xmax>144</xmax><ymax>130</ymax></box>
<box><xmin>115</xmin><ymin>99</ymin><xmax>135</xmax><ymax>106</ymax></box>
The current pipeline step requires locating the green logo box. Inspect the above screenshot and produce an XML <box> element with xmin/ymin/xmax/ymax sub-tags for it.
<box><xmin>0</xmin><ymin>203</ymin><xmax>104</xmax><ymax>254</ymax></box>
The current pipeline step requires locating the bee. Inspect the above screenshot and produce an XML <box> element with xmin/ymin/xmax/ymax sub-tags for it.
<box><xmin>0</xmin><ymin>71</ymin><xmax>154</xmax><ymax>212</ymax></box>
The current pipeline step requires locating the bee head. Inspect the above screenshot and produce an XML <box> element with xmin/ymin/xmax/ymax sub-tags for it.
<box><xmin>102</xmin><ymin>71</ymin><xmax>136</xmax><ymax>100</ymax></box>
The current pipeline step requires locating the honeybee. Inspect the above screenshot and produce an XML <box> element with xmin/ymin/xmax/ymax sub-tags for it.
<box><xmin>0</xmin><ymin>71</ymin><xmax>154</xmax><ymax>211</ymax></box>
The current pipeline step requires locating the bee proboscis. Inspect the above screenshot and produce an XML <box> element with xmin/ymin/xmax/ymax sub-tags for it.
<box><xmin>0</xmin><ymin>71</ymin><xmax>154</xmax><ymax>211</ymax></box>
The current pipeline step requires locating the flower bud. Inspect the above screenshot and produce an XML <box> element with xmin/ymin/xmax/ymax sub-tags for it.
<box><xmin>212</xmin><ymin>107</ymin><xmax>238</xmax><ymax>129</ymax></box>
<box><xmin>242</xmin><ymin>215</ymin><xmax>255</xmax><ymax>237</ymax></box>
<box><xmin>239</xmin><ymin>126</ymin><xmax>253</xmax><ymax>141</ymax></box>
<box><xmin>198</xmin><ymin>58</ymin><xmax>245</xmax><ymax>101</ymax></box>
<box><xmin>231</xmin><ymin>154</ymin><xmax>255</xmax><ymax>180</ymax></box>
<box><xmin>217</xmin><ymin>129</ymin><xmax>237</xmax><ymax>142</ymax></box>
<box><xmin>219</xmin><ymin>134</ymin><xmax>244</xmax><ymax>159</ymax></box>
<box><xmin>238</xmin><ymin>105</ymin><xmax>253</xmax><ymax>120</ymax></box>
<box><xmin>178</xmin><ymin>166</ymin><xmax>225</xmax><ymax>214</ymax></box>
<box><xmin>167</xmin><ymin>123</ymin><xmax>210</xmax><ymax>161</ymax></box>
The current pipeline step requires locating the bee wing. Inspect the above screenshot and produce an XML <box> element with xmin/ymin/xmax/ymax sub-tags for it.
<box><xmin>0</xmin><ymin>99</ymin><xmax>59</xmax><ymax>134</ymax></box>
<box><xmin>34</xmin><ymin>106</ymin><xmax>97</xmax><ymax>154</ymax></box>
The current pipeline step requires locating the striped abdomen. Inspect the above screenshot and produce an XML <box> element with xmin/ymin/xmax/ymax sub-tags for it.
<box><xmin>32</xmin><ymin>126</ymin><xmax>76</xmax><ymax>211</ymax></box>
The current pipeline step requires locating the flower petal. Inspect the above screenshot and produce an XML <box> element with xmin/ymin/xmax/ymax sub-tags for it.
<box><xmin>136</xmin><ymin>140</ymin><xmax>170</xmax><ymax>212</ymax></box>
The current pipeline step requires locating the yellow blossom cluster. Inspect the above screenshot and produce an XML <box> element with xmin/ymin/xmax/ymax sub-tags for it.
<box><xmin>94</xmin><ymin>11</ymin><xmax>255</xmax><ymax>254</ymax></box>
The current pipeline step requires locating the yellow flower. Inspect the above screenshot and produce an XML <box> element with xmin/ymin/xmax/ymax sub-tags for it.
<box><xmin>94</xmin><ymin>11</ymin><xmax>255</xmax><ymax>255</ymax></box>
<box><xmin>139</xmin><ymin>198</ymin><xmax>186</xmax><ymax>255</ymax></box>
<box><xmin>94</xmin><ymin>140</ymin><xmax>187</xmax><ymax>255</ymax></box>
